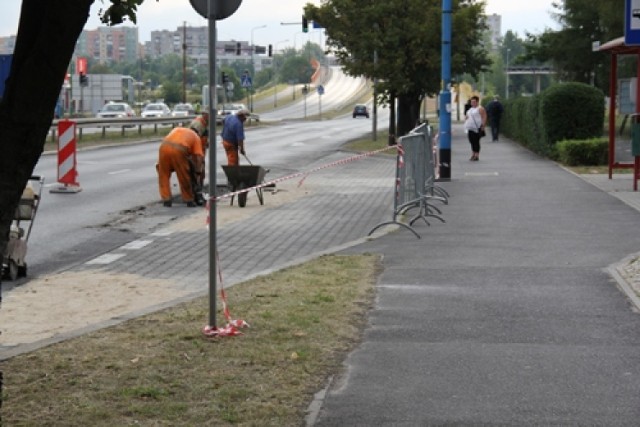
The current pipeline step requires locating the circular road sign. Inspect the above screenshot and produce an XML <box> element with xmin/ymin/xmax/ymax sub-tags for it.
<box><xmin>189</xmin><ymin>0</ymin><xmax>242</xmax><ymax>20</ymax></box>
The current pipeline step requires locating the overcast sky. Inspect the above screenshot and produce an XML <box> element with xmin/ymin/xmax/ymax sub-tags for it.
<box><xmin>0</xmin><ymin>0</ymin><xmax>561</xmax><ymax>49</ymax></box>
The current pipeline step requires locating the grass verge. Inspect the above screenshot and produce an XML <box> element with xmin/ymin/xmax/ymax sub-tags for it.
<box><xmin>1</xmin><ymin>254</ymin><xmax>380</xmax><ymax>426</ymax></box>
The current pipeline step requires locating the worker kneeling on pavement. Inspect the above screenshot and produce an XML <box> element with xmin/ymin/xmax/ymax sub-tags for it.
<box><xmin>157</xmin><ymin>126</ymin><xmax>204</xmax><ymax>207</ymax></box>
<box><xmin>221</xmin><ymin>108</ymin><xmax>250</xmax><ymax>165</ymax></box>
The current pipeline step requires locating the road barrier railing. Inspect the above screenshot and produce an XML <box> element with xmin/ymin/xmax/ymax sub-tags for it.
<box><xmin>47</xmin><ymin>115</ymin><xmax>197</xmax><ymax>143</ymax></box>
<box><xmin>368</xmin><ymin>123</ymin><xmax>449</xmax><ymax>239</ymax></box>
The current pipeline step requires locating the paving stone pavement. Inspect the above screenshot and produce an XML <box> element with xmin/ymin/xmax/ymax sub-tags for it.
<box><xmin>75</xmin><ymin>151</ymin><xmax>396</xmax><ymax>288</ymax></box>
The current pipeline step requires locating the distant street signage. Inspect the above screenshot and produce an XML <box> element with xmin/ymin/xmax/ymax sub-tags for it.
<box><xmin>189</xmin><ymin>0</ymin><xmax>242</xmax><ymax>20</ymax></box>
<box><xmin>625</xmin><ymin>0</ymin><xmax>640</xmax><ymax>45</ymax></box>
<box><xmin>317</xmin><ymin>84</ymin><xmax>324</xmax><ymax>95</ymax></box>
<box><xmin>241</xmin><ymin>74</ymin><xmax>252</xmax><ymax>88</ymax></box>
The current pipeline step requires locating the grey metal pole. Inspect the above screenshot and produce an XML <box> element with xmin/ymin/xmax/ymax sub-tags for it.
<box><xmin>373</xmin><ymin>49</ymin><xmax>378</xmax><ymax>141</ymax></box>
<box><xmin>207</xmin><ymin>0</ymin><xmax>218</xmax><ymax>328</ymax></box>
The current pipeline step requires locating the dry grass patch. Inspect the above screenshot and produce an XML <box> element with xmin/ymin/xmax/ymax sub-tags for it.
<box><xmin>1</xmin><ymin>254</ymin><xmax>381</xmax><ymax>426</ymax></box>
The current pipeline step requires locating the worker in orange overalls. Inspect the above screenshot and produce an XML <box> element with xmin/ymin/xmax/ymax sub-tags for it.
<box><xmin>157</xmin><ymin>126</ymin><xmax>204</xmax><ymax>207</ymax></box>
<box><xmin>189</xmin><ymin>112</ymin><xmax>209</xmax><ymax>189</ymax></box>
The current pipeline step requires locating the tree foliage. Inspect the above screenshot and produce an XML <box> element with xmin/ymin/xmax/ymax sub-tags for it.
<box><xmin>304</xmin><ymin>0</ymin><xmax>490</xmax><ymax>135</ymax></box>
<box><xmin>524</xmin><ymin>0</ymin><xmax>624</xmax><ymax>92</ymax></box>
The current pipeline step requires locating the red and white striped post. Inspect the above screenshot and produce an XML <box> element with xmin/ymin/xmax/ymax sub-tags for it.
<box><xmin>50</xmin><ymin>119</ymin><xmax>82</xmax><ymax>193</ymax></box>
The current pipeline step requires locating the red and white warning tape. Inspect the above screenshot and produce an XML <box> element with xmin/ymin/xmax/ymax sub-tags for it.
<box><xmin>210</xmin><ymin>145</ymin><xmax>399</xmax><ymax>203</ymax></box>
<box><xmin>202</xmin><ymin>251</ymin><xmax>250</xmax><ymax>338</ymax></box>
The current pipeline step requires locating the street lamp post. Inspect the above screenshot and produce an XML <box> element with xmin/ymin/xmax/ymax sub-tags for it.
<box><xmin>250</xmin><ymin>25</ymin><xmax>267</xmax><ymax>112</ymax></box>
<box><xmin>505</xmin><ymin>48</ymin><xmax>511</xmax><ymax>99</ymax></box>
<box><xmin>273</xmin><ymin>39</ymin><xmax>289</xmax><ymax>108</ymax></box>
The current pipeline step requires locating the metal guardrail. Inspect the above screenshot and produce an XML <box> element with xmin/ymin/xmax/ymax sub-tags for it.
<box><xmin>49</xmin><ymin>112</ymin><xmax>261</xmax><ymax>142</ymax></box>
<box><xmin>48</xmin><ymin>116</ymin><xmax>196</xmax><ymax>142</ymax></box>
<box><xmin>368</xmin><ymin>123</ymin><xmax>449</xmax><ymax>238</ymax></box>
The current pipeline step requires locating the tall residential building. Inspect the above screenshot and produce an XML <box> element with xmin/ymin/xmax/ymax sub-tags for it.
<box><xmin>146</xmin><ymin>26</ymin><xmax>270</xmax><ymax>71</ymax></box>
<box><xmin>0</xmin><ymin>35</ymin><xmax>17</xmax><ymax>54</ymax></box>
<box><xmin>146</xmin><ymin>26</ymin><xmax>208</xmax><ymax>60</ymax></box>
<box><xmin>76</xmin><ymin>26</ymin><xmax>139</xmax><ymax>64</ymax></box>
<box><xmin>486</xmin><ymin>13</ymin><xmax>502</xmax><ymax>51</ymax></box>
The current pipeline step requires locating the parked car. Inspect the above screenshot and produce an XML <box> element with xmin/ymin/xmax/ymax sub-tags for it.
<box><xmin>217</xmin><ymin>103</ymin><xmax>248</xmax><ymax>123</ymax></box>
<box><xmin>96</xmin><ymin>102</ymin><xmax>135</xmax><ymax>119</ymax></box>
<box><xmin>353</xmin><ymin>104</ymin><xmax>369</xmax><ymax>118</ymax></box>
<box><xmin>172</xmin><ymin>103</ymin><xmax>195</xmax><ymax>117</ymax></box>
<box><xmin>218</xmin><ymin>103</ymin><xmax>261</xmax><ymax>123</ymax></box>
<box><xmin>141</xmin><ymin>102</ymin><xmax>171</xmax><ymax>118</ymax></box>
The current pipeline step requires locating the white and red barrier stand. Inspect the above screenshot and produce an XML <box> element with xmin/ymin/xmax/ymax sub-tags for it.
<box><xmin>50</xmin><ymin>119</ymin><xmax>82</xmax><ymax>193</ymax></box>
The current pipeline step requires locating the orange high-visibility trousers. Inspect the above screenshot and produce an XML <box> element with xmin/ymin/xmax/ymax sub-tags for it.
<box><xmin>157</xmin><ymin>142</ymin><xmax>195</xmax><ymax>203</ymax></box>
<box><xmin>222</xmin><ymin>140</ymin><xmax>239</xmax><ymax>166</ymax></box>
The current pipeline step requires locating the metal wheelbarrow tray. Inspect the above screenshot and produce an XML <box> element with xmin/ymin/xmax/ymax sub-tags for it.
<box><xmin>2</xmin><ymin>175</ymin><xmax>44</xmax><ymax>280</ymax></box>
<box><xmin>221</xmin><ymin>165</ymin><xmax>268</xmax><ymax>207</ymax></box>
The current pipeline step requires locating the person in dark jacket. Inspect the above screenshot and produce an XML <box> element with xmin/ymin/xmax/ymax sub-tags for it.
<box><xmin>486</xmin><ymin>95</ymin><xmax>504</xmax><ymax>142</ymax></box>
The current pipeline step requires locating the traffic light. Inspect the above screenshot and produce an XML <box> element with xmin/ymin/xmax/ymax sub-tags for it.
<box><xmin>79</xmin><ymin>72</ymin><xmax>89</xmax><ymax>87</ymax></box>
<box><xmin>268</xmin><ymin>44</ymin><xmax>273</xmax><ymax>57</ymax></box>
<box><xmin>221</xmin><ymin>72</ymin><xmax>229</xmax><ymax>84</ymax></box>
<box><xmin>302</xmin><ymin>15</ymin><xmax>308</xmax><ymax>33</ymax></box>
<box><xmin>236</xmin><ymin>42</ymin><xmax>241</xmax><ymax>55</ymax></box>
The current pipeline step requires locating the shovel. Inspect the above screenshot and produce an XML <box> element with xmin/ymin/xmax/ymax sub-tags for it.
<box><xmin>243</xmin><ymin>153</ymin><xmax>274</xmax><ymax>189</ymax></box>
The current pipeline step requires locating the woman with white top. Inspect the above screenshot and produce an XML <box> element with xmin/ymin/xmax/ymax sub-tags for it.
<box><xmin>463</xmin><ymin>95</ymin><xmax>487</xmax><ymax>161</ymax></box>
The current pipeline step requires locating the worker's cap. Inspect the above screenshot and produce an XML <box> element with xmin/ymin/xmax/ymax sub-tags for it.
<box><xmin>236</xmin><ymin>108</ymin><xmax>251</xmax><ymax>117</ymax></box>
<box><xmin>189</xmin><ymin>119</ymin><xmax>206</xmax><ymax>136</ymax></box>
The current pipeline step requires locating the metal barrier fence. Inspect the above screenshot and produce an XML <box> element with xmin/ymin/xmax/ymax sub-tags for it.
<box><xmin>368</xmin><ymin>123</ymin><xmax>449</xmax><ymax>238</ymax></box>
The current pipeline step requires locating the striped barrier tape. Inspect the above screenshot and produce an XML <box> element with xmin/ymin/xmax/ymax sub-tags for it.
<box><xmin>210</xmin><ymin>144</ymin><xmax>399</xmax><ymax>202</ymax></box>
<box><xmin>202</xmin><ymin>250</ymin><xmax>250</xmax><ymax>338</ymax></box>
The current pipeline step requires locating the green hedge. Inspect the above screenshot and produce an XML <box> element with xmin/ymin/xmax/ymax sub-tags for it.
<box><xmin>501</xmin><ymin>82</ymin><xmax>605</xmax><ymax>158</ymax></box>
<box><xmin>554</xmin><ymin>138</ymin><xmax>608</xmax><ymax>166</ymax></box>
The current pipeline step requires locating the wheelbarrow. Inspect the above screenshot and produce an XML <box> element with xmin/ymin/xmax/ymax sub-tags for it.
<box><xmin>2</xmin><ymin>175</ymin><xmax>44</xmax><ymax>281</ymax></box>
<box><xmin>221</xmin><ymin>165</ymin><xmax>268</xmax><ymax>207</ymax></box>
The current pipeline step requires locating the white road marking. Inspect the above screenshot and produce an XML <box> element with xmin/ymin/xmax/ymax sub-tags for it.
<box><xmin>108</xmin><ymin>169</ymin><xmax>131</xmax><ymax>175</ymax></box>
<box><xmin>120</xmin><ymin>240</ymin><xmax>153</xmax><ymax>250</ymax></box>
<box><xmin>85</xmin><ymin>253</ymin><xmax>126</xmax><ymax>265</ymax></box>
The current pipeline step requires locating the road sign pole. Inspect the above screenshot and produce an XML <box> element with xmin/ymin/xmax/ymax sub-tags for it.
<box><xmin>207</xmin><ymin>0</ymin><xmax>218</xmax><ymax>329</ymax></box>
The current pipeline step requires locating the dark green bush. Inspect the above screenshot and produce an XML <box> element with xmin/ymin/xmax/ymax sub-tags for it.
<box><xmin>501</xmin><ymin>82</ymin><xmax>605</xmax><ymax>158</ymax></box>
<box><xmin>541</xmin><ymin>82</ymin><xmax>605</xmax><ymax>147</ymax></box>
<box><xmin>554</xmin><ymin>138</ymin><xmax>608</xmax><ymax>166</ymax></box>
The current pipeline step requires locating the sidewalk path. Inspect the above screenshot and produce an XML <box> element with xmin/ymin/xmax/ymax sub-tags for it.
<box><xmin>313</xmin><ymin>124</ymin><xmax>640</xmax><ymax>425</ymax></box>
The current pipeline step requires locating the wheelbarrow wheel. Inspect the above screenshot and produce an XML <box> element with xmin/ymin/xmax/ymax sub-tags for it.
<box><xmin>238</xmin><ymin>182</ymin><xmax>248</xmax><ymax>208</ymax></box>
<box><xmin>18</xmin><ymin>262</ymin><xmax>27</xmax><ymax>278</ymax></box>
<box><xmin>3</xmin><ymin>259</ymin><xmax>18</xmax><ymax>281</ymax></box>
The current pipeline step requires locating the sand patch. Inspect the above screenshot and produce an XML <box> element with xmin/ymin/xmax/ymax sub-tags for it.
<box><xmin>0</xmin><ymin>271</ymin><xmax>184</xmax><ymax>346</ymax></box>
<box><xmin>166</xmin><ymin>179</ymin><xmax>313</xmax><ymax>232</ymax></box>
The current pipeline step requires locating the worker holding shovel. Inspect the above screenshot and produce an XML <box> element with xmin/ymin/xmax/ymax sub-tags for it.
<box><xmin>221</xmin><ymin>108</ymin><xmax>250</xmax><ymax>166</ymax></box>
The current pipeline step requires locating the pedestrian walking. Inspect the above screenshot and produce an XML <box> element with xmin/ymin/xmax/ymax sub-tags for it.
<box><xmin>463</xmin><ymin>95</ymin><xmax>487</xmax><ymax>161</ymax></box>
<box><xmin>486</xmin><ymin>95</ymin><xmax>504</xmax><ymax>142</ymax></box>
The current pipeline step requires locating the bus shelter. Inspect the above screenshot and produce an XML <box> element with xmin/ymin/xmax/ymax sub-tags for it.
<box><xmin>598</xmin><ymin>36</ymin><xmax>640</xmax><ymax>190</ymax></box>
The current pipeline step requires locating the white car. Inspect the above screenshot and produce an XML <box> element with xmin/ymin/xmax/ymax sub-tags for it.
<box><xmin>217</xmin><ymin>103</ymin><xmax>248</xmax><ymax>123</ymax></box>
<box><xmin>96</xmin><ymin>102</ymin><xmax>135</xmax><ymax>119</ymax></box>
<box><xmin>172</xmin><ymin>103</ymin><xmax>195</xmax><ymax>117</ymax></box>
<box><xmin>141</xmin><ymin>102</ymin><xmax>171</xmax><ymax>118</ymax></box>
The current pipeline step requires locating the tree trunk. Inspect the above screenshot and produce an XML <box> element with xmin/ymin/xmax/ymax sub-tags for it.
<box><xmin>397</xmin><ymin>92</ymin><xmax>422</xmax><ymax>137</ymax></box>
<box><xmin>0</xmin><ymin>0</ymin><xmax>94</xmax><ymax>290</ymax></box>
<box><xmin>388</xmin><ymin>91</ymin><xmax>396</xmax><ymax>145</ymax></box>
